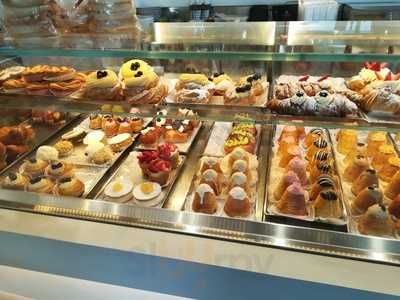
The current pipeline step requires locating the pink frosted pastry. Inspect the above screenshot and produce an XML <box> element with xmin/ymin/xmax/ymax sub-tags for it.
<box><xmin>279</xmin><ymin>145</ymin><xmax>301</xmax><ymax>168</ymax></box>
<box><xmin>277</xmin><ymin>182</ymin><xmax>308</xmax><ymax>216</ymax></box>
<box><xmin>273</xmin><ymin>170</ymin><xmax>300</xmax><ymax>200</ymax></box>
<box><xmin>285</xmin><ymin>157</ymin><xmax>309</xmax><ymax>186</ymax></box>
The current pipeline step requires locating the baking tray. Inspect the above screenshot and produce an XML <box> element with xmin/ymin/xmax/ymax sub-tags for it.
<box><xmin>94</xmin><ymin>151</ymin><xmax>186</xmax><ymax>208</ymax></box>
<box><xmin>203</xmin><ymin>122</ymin><xmax>262</xmax><ymax>157</ymax></box>
<box><xmin>135</xmin><ymin>121</ymin><xmax>202</xmax><ymax>154</ymax></box>
<box><xmin>50</xmin><ymin>116</ymin><xmax>152</xmax><ymax>167</ymax></box>
<box><xmin>165</xmin><ymin>78</ymin><xmax>270</xmax><ymax>108</ymax></box>
<box><xmin>264</xmin><ymin>125</ymin><xmax>348</xmax><ymax>232</ymax></box>
<box><xmin>329</xmin><ymin>129</ymin><xmax>399</xmax><ymax>239</ymax></box>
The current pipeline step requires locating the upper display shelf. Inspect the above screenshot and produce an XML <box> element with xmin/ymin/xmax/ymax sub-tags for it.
<box><xmin>1</xmin><ymin>21</ymin><xmax>400</xmax><ymax>62</ymax></box>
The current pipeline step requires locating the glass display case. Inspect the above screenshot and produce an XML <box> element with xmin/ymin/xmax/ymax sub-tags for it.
<box><xmin>0</xmin><ymin>20</ymin><xmax>399</xmax><ymax>282</ymax></box>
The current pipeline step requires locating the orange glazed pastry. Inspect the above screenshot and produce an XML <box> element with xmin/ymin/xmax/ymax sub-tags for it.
<box><xmin>314</xmin><ymin>190</ymin><xmax>342</xmax><ymax>219</ymax></box>
<box><xmin>384</xmin><ymin>170</ymin><xmax>400</xmax><ymax>200</ymax></box>
<box><xmin>296</xmin><ymin>127</ymin><xmax>305</xmax><ymax>139</ymax></box>
<box><xmin>130</xmin><ymin>118</ymin><xmax>144</xmax><ymax>133</ymax></box>
<box><xmin>378</xmin><ymin>157</ymin><xmax>400</xmax><ymax>182</ymax></box>
<box><xmin>228</xmin><ymin>172</ymin><xmax>250</xmax><ymax>195</ymax></box>
<box><xmin>344</xmin><ymin>142</ymin><xmax>367</xmax><ymax>164</ymax></box>
<box><xmin>351</xmin><ymin>185</ymin><xmax>383</xmax><ymax>215</ymax></box>
<box><xmin>118</xmin><ymin>120</ymin><xmax>133</xmax><ymax>135</ymax></box>
<box><xmin>336</xmin><ymin>129</ymin><xmax>358</xmax><ymax>155</ymax></box>
<box><xmin>306</xmin><ymin>138</ymin><xmax>329</xmax><ymax>161</ymax></box>
<box><xmin>273</xmin><ymin>171</ymin><xmax>300</xmax><ymax>201</ymax></box>
<box><xmin>277</xmin><ymin>182</ymin><xmax>308</xmax><ymax>216</ymax></box>
<box><xmin>279</xmin><ymin>126</ymin><xmax>299</xmax><ymax>142</ymax></box>
<box><xmin>307</xmin><ymin>150</ymin><xmax>331</xmax><ymax>171</ymax></box>
<box><xmin>102</xmin><ymin>118</ymin><xmax>119</xmax><ymax>138</ymax></box>
<box><xmin>371</xmin><ymin>144</ymin><xmax>395</xmax><ymax>171</ymax></box>
<box><xmin>351</xmin><ymin>169</ymin><xmax>379</xmax><ymax>196</ymax></box>
<box><xmin>343</xmin><ymin>155</ymin><xmax>369</xmax><ymax>182</ymax></box>
<box><xmin>366</xmin><ymin>132</ymin><xmax>387</xmax><ymax>158</ymax></box>
<box><xmin>192</xmin><ymin>183</ymin><xmax>218</xmax><ymax>214</ymax></box>
<box><xmin>388</xmin><ymin>194</ymin><xmax>400</xmax><ymax>219</ymax></box>
<box><xmin>358</xmin><ymin>204</ymin><xmax>394</xmax><ymax>237</ymax></box>
<box><xmin>224</xmin><ymin>187</ymin><xmax>251</xmax><ymax>218</ymax></box>
<box><xmin>304</xmin><ymin>128</ymin><xmax>324</xmax><ymax>148</ymax></box>
<box><xmin>200</xmin><ymin>157</ymin><xmax>223</xmax><ymax>174</ymax></box>
<box><xmin>286</xmin><ymin>157</ymin><xmax>308</xmax><ymax>186</ymax></box>
<box><xmin>309</xmin><ymin>175</ymin><xmax>336</xmax><ymax>201</ymax></box>
<box><xmin>279</xmin><ymin>145</ymin><xmax>301</xmax><ymax>168</ymax></box>
<box><xmin>278</xmin><ymin>136</ymin><xmax>297</xmax><ymax>154</ymax></box>
<box><xmin>199</xmin><ymin>169</ymin><xmax>221</xmax><ymax>195</ymax></box>
<box><xmin>310</xmin><ymin>163</ymin><xmax>333</xmax><ymax>183</ymax></box>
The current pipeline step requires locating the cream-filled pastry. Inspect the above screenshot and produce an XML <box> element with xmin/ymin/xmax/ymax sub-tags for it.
<box><xmin>84</xmin><ymin>70</ymin><xmax>122</xmax><ymax>101</ymax></box>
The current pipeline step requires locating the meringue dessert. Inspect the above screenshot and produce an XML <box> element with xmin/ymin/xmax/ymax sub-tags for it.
<box><xmin>36</xmin><ymin>146</ymin><xmax>59</xmax><ymax>162</ymax></box>
<box><xmin>358</xmin><ymin>204</ymin><xmax>394</xmax><ymax>237</ymax></box>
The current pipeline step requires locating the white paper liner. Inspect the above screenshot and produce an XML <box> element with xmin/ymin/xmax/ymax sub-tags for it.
<box><xmin>203</xmin><ymin>122</ymin><xmax>262</xmax><ymax>157</ymax></box>
<box><xmin>329</xmin><ymin>128</ymin><xmax>400</xmax><ymax>237</ymax></box>
<box><xmin>266</xmin><ymin>125</ymin><xmax>347</xmax><ymax>225</ymax></box>
<box><xmin>136</xmin><ymin>122</ymin><xmax>202</xmax><ymax>153</ymax></box>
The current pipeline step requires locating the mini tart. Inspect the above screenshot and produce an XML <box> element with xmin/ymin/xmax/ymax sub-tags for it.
<box><xmin>55</xmin><ymin>177</ymin><xmax>85</xmax><ymax>198</ymax></box>
<box><xmin>103</xmin><ymin>118</ymin><xmax>119</xmax><ymax>138</ymax></box>
<box><xmin>108</xmin><ymin>133</ymin><xmax>133</xmax><ymax>152</ymax></box>
<box><xmin>2</xmin><ymin>172</ymin><xmax>28</xmax><ymax>190</ymax></box>
<box><xmin>22</xmin><ymin>158</ymin><xmax>48</xmax><ymax>177</ymax></box>
<box><xmin>62</xmin><ymin>128</ymin><xmax>87</xmax><ymax>145</ymax></box>
<box><xmin>130</xmin><ymin>118</ymin><xmax>143</xmax><ymax>133</ymax></box>
<box><xmin>26</xmin><ymin>176</ymin><xmax>54</xmax><ymax>194</ymax></box>
<box><xmin>139</xmin><ymin>127</ymin><xmax>159</xmax><ymax>146</ymax></box>
<box><xmin>53</xmin><ymin>140</ymin><xmax>74</xmax><ymax>157</ymax></box>
<box><xmin>45</xmin><ymin>161</ymin><xmax>75</xmax><ymax>180</ymax></box>
<box><xmin>118</xmin><ymin>121</ymin><xmax>133</xmax><ymax>134</ymax></box>
<box><xmin>89</xmin><ymin>114</ymin><xmax>102</xmax><ymax>130</ymax></box>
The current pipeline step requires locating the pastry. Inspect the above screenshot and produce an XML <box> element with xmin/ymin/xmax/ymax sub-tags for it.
<box><xmin>310</xmin><ymin>163</ymin><xmax>333</xmax><ymax>183</ymax></box>
<box><xmin>22</xmin><ymin>158</ymin><xmax>48</xmax><ymax>177</ymax></box>
<box><xmin>314</xmin><ymin>190</ymin><xmax>342</xmax><ymax>219</ymax></box>
<box><xmin>228</xmin><ymin>172</ymin><xmax>249</xmax><ymax>195</ymax></box>
<box><xmin>36</xmin><ymin>146</ymin><xmax>59</xmax><ymax>162</ymax></box>
<box><xmin>276</xmin><ymin>182</ymin><xmax>308</xmax><ymax>216</ymax></box>
<box><xmin>164</xmin><ymin>121</ymin><xmax>191</xmax><ymax>143</ymax></box>
<box><xmin>158</xmin><ymin>144</ymin><xmax>179</xmax><ymax>169</ymax></box>
<box><xmin>309</xmin><ymin>175</ymin><xmax>336</xmax><ymax>201</ymax></box>
<box><xmin>104</xmin><ymin>180</ymin><xmax>133</xmax><ymax>203</ymax></box>
<box><xmin>55</xmin><ymin>177</ymin><xmax>85</xmax><ymax>198</ymax></box>
<box><xmin>351</xmin><ymin>185</ymin><xmax>383</xmax><ymax>215</ymax></box>
<box><xmin>61</xmin><ymin>128</ymin><xmax>86</xmax><ymax>145</ymax></box>
<box><xmin>6</xmin><ymin>144</ymin><xmax>29</xmax><ymax>161</ymax></box>
<box><xmin>378</xmin><ymin>157</ymin><xmax>400</xmax><ymax>182</ymax></box>
<box><xmin>108</xmin><ymin>133</ymin><xmax>133</xmax><ymax>152</ymax></box>
<box><xmin>118</xmin><ymin>120</ymin><xmax>133</xmax><ymax>135</ymax></box>
<box><xmin>306</xmin><ymin>138</ymin><xmax>328</xmax><ymax>161</ymax></box>
<box><xmin>278</xmin><ymin>136</ymin><xmax>298</xmax><ymax>154</ymax></box>
<box><xmin>200</xmin><ymin>157</ymin><xmax>223</xmax><ymax>174</ymax></box>
<box><xmin>0</xmin><ymin>66</ymin><xmax>25</xmax><ymax>84</ymax></box>
<box><xmin>200</xmin><ymin>169</ymin><xmax>221</xmax><ymax>195</ymax></box>
<box><xmin>212</xmin><ymin>73</ymin><xmax>234</xmax><ymax>96</ymax></box>
<box><xmin>358</xmin><ymin>204</ymin><xmax>394</xmax><ymax>237</ymax></box>
<box><xmin>83</xmin><ymin>70</ymin><xmax>122</xmax><ymax>101</ymax></box>
<box><xmin>273</xmin><ymin>170</ymin><xmax>300</xmax><ymax>201</ymax></box>
<box><xmin>366</xmin><ymin>132</ymin><xmax>387</xmax><ymax>158</ymax></box>
<box><xmin>147</xmin><ymin>159</ymin><xmax>172</xmax><ymax>186</ymax></box>
<box><xmin>279</xmin><ymin>126</ymin><xmax>299</xmax><ymax>142</ymax></box>
<box><xmin>138</xmin><ymin>151</ymin><xmax>159</xmax><ymax>176</ymax></box>
<box><xmin>192</xmin><ymin>183</ymin><xmax>218</xmax><ymax>214</ymax></box>
<box><xmin>89</xmin><ymin>114</ymin><xmax>102</xmax><ymax>130</ymax></box>
<box><xmin>83</xmin><ymin>131</ymin><xmax>106</xmax><ymax>145</ymax></box>
<box><xmin>45</xmin><ymin>161</ymin><xmax>74</xmax><ymax>180</ymax></box>
<box><xmin>344</xmin><ymin>142</ymin><xmax>367</xmax><ymax>164</ymax></box>
<box><xmin>2</xmin><ymin>172</ymin><xmax>28</xmax><ymax>190</ymax></box>
<box><xmin>101</xmin><ymin>115</ymin><xmax>112</xmax><ymax>129</ymax></box>
<box><xmin>53</xmin><ymin>140</ymin><xmax>73</xmax><ymax>157</ymax></box>
<box><xmin>133</xmin><ymin>182</ymin><xmax>162</xmax><ymax>201</ymax></box>
<box><xmin>224</xmin><ymin>187</ymin><xmax>251</xmax><ymax>218</ymax></box>
<box><xmin>240</xmin><ymin>73</ymin><xmax>265</xmax><ymax>96</ymax></box>
<box><xmin>384</xmin><ymin>170</ymin><xmax>400</xmax><ymax>200</ymax></box>
<box><xmin>228</xmin><ymin>148</ymin><xmax>249</xmax><ymax>168</ymax></box>
<box><xmin>336</xmin><ymin>129</ymin><xmax>358</xmax><ymax>155</ymax></box>
<box><xmin>388</xmin><ymin>194</ymin><xmax>400</xmax><ymax>219</ymax></box>
<box><xmin>0</xmin><ymin>125</ymin><xmax>35</xmax><ymax>146</ymax></box>
<box><xmin>25</xmin><ymin>82</ymin><xmax>50</xmax><ymax>96</ymax></box>
<box><xmin>175</xmin><ymin>73</ymin><xmax>215</xmax><ymax>104</ymax></box>
<box><xmin>2</xmin><ymin>78</ymin><xmax>27</xmax><ymax>94</ymax></box>
<box><xmin>307</xmin><ymin>150</ymin><xmax>331</xmax><ymax>171</ymax></box>
<box><xmin>102</xmin><ymin>118</ymin><xmax>119</xmax><ymax>138</ymax></box>
<box><xmin>279</xmin><ymin>145</ymin><xmax>301</xmax><ymax>168</ymax></box>
<box><xmin>232</xmin><ymin>123</ymin><xmax>257</xmax><ymax>137</ymax></box>
<box><xmin>84</xmin><ymin>142</ymin><xmax>113</xmax><ymax>165</ymax></box>
<box><xmin>49</xmin><ymin>78</ymin><xmax>83</xmax><ymax>97</ymax></box>
<box><xmin>224</xmin><ymin>130</ymin><xmax>256</xmax><ymax>154</ymax></box>
<box><xmin>351</xmin><ymin>169</ymin><xmax>379</xmax><ymax>196</ymax></box>
<box><xmin>371</xmin><ymin>144</ymin><xmax>395</xmax><ymax>171</ymax></box>
<box><xmin>130</xmin><ymin>118</ymin><xmax>144</xmax><ymax>133</ymax></box>
<box><xmin>343</xmin><ymin>155</ymin><xmax>369</xmax><ymax>182</ymax></box>
<box><xmin>139</xmin><ymin>127</ymin><xmax>160</xmax><ymax>147</ymax></box>
<box><xmin>26</xmin><ymin>176</ymin><xmax>54</xmax><ymax>194</ymax></box>
<box><xmin>304</xmin><ymin>128</ymin><xmax>323</xmax><ymax>148</ymax></box>
<box><xmin>285</xmin><ymin>157</ymin><xmax>308</xmax><ymax>186</ymax></box>
<box><xmin>22</xmin><ymin>65</ymin><xmax>76</xmax><ymax>83</ymax></box>
<box><xmin>224</xmin><ymin>84</ymin><xmax>256</xmax><ymax>106</ymax></box>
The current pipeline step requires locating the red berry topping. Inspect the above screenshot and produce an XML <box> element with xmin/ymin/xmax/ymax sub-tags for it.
<box><xmin>375</xmin><ymin>71</ymin><xmax>384</xmax><ymax>81</ymax></box>
<box><xmin>384</xmin><ymin>72</ymin><xmax>393</xmax><ymax>81</ymax></box>
<box><xmin>157</xmin><ymin>143</ymin><xmax>177</xmax><ymax>159</ymax></box>
<box><xmin>138</xmin><ymin>150</ymin><xmax>159</xmax><ymax>163</ymax></box>
<box><xmin>298</xmin><ymin>75</ymin><xmax>309</xmax><ymax>82</ymax></box>
<box><xmin>317</xmin><ymin>74</ymin><xmax>331</xmax><ymax>82</ymax></box>
<box><xmin>149</xmin><ymin>159</ymin><xmax>171</xmax><ymax>173</ymax></box>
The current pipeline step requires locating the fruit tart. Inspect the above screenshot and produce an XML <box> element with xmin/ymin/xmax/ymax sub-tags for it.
<box><xmin>139</xmin><ymin>127</ymin><xmax>160</xmax><ymax>147</ymax></box>
<box><xmin>138</xmin><ymin>150</ymin><xmax>159</xmax><ymax>176</ymax></box>
<box><xmin>164</xmin><ymin>121</ymin><xmax>192</xmax><ymax>144</ymax></box>
<box><xmin>158</xmin><ymin>143</ymin><xmax>179</xmax><ymax>169</ymax></box>
<box><xmin>147</xmin><ymin>159</ymin><xmax>172</xmax><ymax>186</ymax></box>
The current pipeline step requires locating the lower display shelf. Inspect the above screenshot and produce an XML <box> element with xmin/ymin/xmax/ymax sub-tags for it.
<box><xmin>0</xmin><ymin>116</ymin><xmax>399</xmax><ymax>266</ymax></box>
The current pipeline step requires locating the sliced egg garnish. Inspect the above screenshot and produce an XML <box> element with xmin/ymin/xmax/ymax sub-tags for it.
<box><xmin>133</xmin><ymin>182</ymin><xmax>161</xmax><ymax>201</ymax></box>
<box><xmin>104</xmin><ymin>180</ymin><xmax>133</xmax><ymax>198</ymax></box>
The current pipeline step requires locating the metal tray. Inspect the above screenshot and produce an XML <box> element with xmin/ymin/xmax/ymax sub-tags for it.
<box><xmin>94</xmin><ymin>151</ymin><xmax>186</xmax><ymax>208</ymax></box>
<box><xmin>264</xmin><ymin>125</ymin><xmax>348</xmax><ymax>231</ymax></box>
<box><xmin>329</xmin><ymin>129</ymin><xmax>399</xmax><ymax>239</ymax></box>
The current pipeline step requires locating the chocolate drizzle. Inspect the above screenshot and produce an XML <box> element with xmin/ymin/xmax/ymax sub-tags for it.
<box><xmin>96</xmin><ymin>70</ymin><xmax>108</xmax><ymax>79</ymax></box>
<box><xmin>314</xmin><ymin>138</ymin><xmax>328</xmax><ymax>149</ymax></box>
<box><xmin>51</xmin><ymin>162</ymin><xmax>63</xmax><ymax>170</ymax></box>
<box><xmin>317</xmin><ymin>163</ymin><xmax>332</xmax><ymax>173</ymax></box>
<box><xmin>296</xmin><ymin>91</ymin><xmax>304</xmax><ymax>97</ymax></box>
<box><xmin>320</xmin><ymin>190</ymin><xmax>338</xmax><ymax>201</ymax></box>
<box><xmin>130</xmin><ymin>62</ymin><xmax>140</xmax><ymax>71</ymax></box>
<box><xmin>134</xmin><ymin>71</ymin><xmax>143</xmax><ymax>78</ymax></box>
<box><xmin>29</xmin><ymin>176</ymin><xmax>43</xmax><ymax>184</ymax></box>
<box><xmin>317</xmin><ymin>176</ymin><xmax>335</xmax><ymax>188</ymax></box>
<box><xmin>7</xmin><ymin>172</ymin><xmax>17</xmax><ymax>181</ymax></box>
<box><xmin>236</xmin><ymin>84</ymin><xmax>251</xmax><ymax>93</ymax></box>
<box><xmin>313</xmin><ymin>151</ymin><xmax>329</xmax><ymax>161</ymax></box>
<box><xmin>59</xmin><ymin>177</ymin><xmax>72</xmax><ymax>184</ymax></box>
<box><xmin>319</xmin><ymin>90</ymin><xmax>329</xmax><ymax>97</ymax></box>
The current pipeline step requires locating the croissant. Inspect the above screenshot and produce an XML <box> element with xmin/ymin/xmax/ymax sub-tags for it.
<box><xmin>6</xmin><ymin>144</ymin><xmax>29</xmax><ymax>160</ymax></box>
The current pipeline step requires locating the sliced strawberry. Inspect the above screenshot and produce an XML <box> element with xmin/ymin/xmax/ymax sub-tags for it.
<box><xmin>149</xmin><ymin>159</ymin><xmax>171</xmax><ymax>172</ymax></box>
<box><xmin>364</xmin><ymin>62</ymin><xmax>372</xmax><ymax>69</ymax></box>
<box><xmin>384</xmin><ymin>72</ymin><xmax>392</xmax><ymax>81</ymax></box>
<box><xmin>375</xmin><ymin>71</ymin><xmax>384</xmax><ymax>81</ymax></box>
<box><xmin>157</xmin><ymin>143</ymin><xmax>177</xmax><ymax>160</ymax></box>
<box><xmin>317</xmin><ymin>74</ymin><xmax>331</xmax><ymax>82</ymax></box>
<box><xmin>298</xmin><ymin>75</ymin><xmax>309</xmax><ymax>82</ymax></box>
<box><xmin>138</xmin><ymin>150</ymin><xmax>159</xmax><ymax>163</ymax></box>
<box><xmin>370</xmin><ymin>62</ymin><xmax>381</xmax><ymax>71</ymax></box>
<box><xmin>380</xmin><ymin>62</ymin><xmax>388</xmax><ymax>69</ymax></box>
